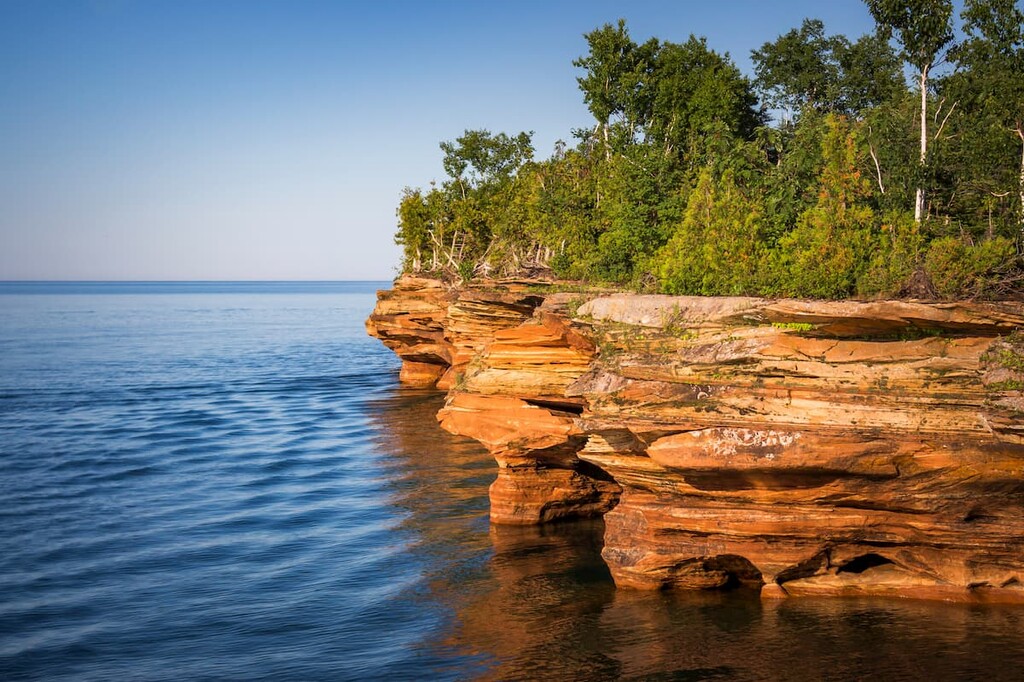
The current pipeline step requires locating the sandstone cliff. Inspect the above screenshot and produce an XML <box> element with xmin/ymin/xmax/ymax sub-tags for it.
<box><xmin>367</xmin><ymin>275</ymin><xmax>1024</xmax><ymax>602</ymax></box>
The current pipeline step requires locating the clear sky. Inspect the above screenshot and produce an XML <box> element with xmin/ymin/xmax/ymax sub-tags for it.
<box><xmin>0</xmin><ymin>0</ymin><xmax>880</xmax><ymax>281</ymax></box>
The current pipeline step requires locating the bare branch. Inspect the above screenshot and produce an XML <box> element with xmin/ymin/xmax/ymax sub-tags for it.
<box><xmin>933</xmin><ymin>100</ymin><xmax>958</xmax><ymax>142</ymax></box>
<box><xmin>869</xmin><ymin>142</ymin><xmax>886</xmax><ymax>194</ymax></box>
<box><xmin>932</xmin><ymin>97</ymin><xmax>947</xmax><ymax>125</ymax></box>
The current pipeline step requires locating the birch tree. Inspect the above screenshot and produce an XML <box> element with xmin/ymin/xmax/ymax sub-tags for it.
<box><xmin>865</xmin><ymin>0</ymin><xmax>954</xmax><ymax>222</ymax></box>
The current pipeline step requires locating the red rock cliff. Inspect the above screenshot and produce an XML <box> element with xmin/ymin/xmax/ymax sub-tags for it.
<box><xmin>367</xmin><ymin>275</ymin><xmax>1024</xmax><ymax>603</ymax></box>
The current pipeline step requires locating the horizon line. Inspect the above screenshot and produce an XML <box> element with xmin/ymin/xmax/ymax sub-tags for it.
<box><xmin>0</xmin><ymin>278</ymin><xmax>396</xmax><ymax>283</ymax></box>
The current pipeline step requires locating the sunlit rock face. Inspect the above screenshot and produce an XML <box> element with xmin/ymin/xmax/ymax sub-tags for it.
<box><xmin>364</xmin><ymin>276</ymin><xmax>453</xmax><ymax>386</ymax></box>
<box><xmin>367</xmin><ymin>277</ymin><xmax>620</xmax><ymax>524</ymax></box>
<box><xmin>368</xmin><ymin>277</ymin><xmax>1024</xmax><ymax>603</ymax></box>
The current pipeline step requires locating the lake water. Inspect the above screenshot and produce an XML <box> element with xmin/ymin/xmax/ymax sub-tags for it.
<box><xmin>2</xmin><ymin>281</ymin><xmax>1024</xmax><ymax>681</ymax></box>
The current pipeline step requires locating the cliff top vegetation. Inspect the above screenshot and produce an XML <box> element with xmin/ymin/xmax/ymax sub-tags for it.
<box><xmin>394</xmin><ymin>0</ymin><xmax>1024</xmax><ymax>300</ymax></box>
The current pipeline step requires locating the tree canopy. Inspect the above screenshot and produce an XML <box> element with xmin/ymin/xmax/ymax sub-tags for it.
<box><xmin>393</xmin><ymin>9</ymin><xmax>1022</xmax><ymax>300</ymax></box>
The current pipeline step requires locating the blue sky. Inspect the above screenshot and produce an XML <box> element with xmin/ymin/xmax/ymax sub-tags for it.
<box><xmin>0</xmin><ymin>0</ymin><xmax>880</xmax><ymax>280</ymax></box>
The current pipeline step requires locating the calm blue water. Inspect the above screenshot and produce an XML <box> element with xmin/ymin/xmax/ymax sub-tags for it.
<box><xmin>3</xmin><ymin>282</ymin><xmax>1024</xmax><ymax>681</ymax></box>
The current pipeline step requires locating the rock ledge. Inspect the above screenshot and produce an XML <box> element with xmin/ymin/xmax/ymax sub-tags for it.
<box><xmin>367</xmin><ymin>276</ymin><xmax>1024</xmax><ymax>602</ymax></box>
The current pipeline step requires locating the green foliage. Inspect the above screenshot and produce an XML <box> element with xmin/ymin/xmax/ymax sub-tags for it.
<box><xmin>573</xmin><ymin>20</ymin><xmax>658</xmax><ymax>149</ymax></box>
<box><xmin>983</xmin><ymin>334</ymin><xmax>1024</xmax><ymax>372</ymax></box>
<box><xmin>772</xmin><ymin>322</ymin><xmax>816</xmax><ymax>331</ymax></box>
<box><xmin>769</xmin><ymin>115</ymin><xmax>878</xmax><ymax>298</ymax></box>
<box><xmin>865</xmin><ymin>0</ymin><xmax>955</xmax><ymax>73</ymax></box>
<box><xmin>390</xmin><ymin>16</ymin><xmax>1022</xmax><ymax>300</ymax></box>
<box><xmin>858</xmin><ymin>93</ymin><xmax>918</xmax><ymax>216</ymax></box>
<box><xmin>655</xmin><ymin>167</ymin><xmax>768</xmax><ymax>295</ymax></box>
<box><xmin>646</xmin><ymin>37</ymin><xmax>762</xmax><ymax>160</ymax></box>
<box><xmin>981</xmin><ymin>331</ymin><xmax>1024</xmax><ymax>394</ymax></box>
<box><xmin>924</xmin><ymin>235</ymin><xmax>1018</xmax><ymax>298</ymax></box>
<box><xmin>937</xmin><ymin>0</ymin><xmax>1024</xmax><ymax>234</ymax></box>
<box><xmin>857</xmin><ymin>213</ymin><xmax>925</xmax><ymax>296</ymax></box>
<box><xmin>865</xmin><ymin>0</ymin><xmax>956</xmax><ymax>223</ymax></box>
<box><xmin>752</xmin><ymin>19</ymin><xmax>903</xmax><ymax>116</ymax></box>
<box><xmin>834</xmin><ymin>30</ymin><xmax>906</xmax><ymax>113</ymax></box>
<box><xmin>574</xmin><ymin>20</ymin><xmax>761</xmax><ymax>161</ymax></box>
<box><xmin>457</xmin><ymin>259</ymin><xmax>476</xmax><ymax>282</ymax></box>
<box><xmin>753</xmin><ymin>19</ymin><xmax>844</xmax><ymax>114</ymax></box>
<box><xmin>988</xmin><ymin>379</ymin><xmax>1024</xmax><ymax>391</ymax></box>
<box><xmin>440</xmin><ymin>129</ymin><xmax>534</xmax><ymax>193</ymax></box>
<box><xmin>759</xmin><ymin>109</ymin><xmax>829</xmax><ymax>238</ymax></box>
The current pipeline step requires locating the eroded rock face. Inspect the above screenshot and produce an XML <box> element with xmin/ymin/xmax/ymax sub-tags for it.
<box><xmin>364</xmin><ymin>275</ymin><xmax>545</xmax><ymax>389</ymax></box>
<box><xmin>365</xmin><ymin>276</ymin><xmax>453</xmax><ymax>386</ymax></box>
<box><xmin>367</xmin><ymin>277</ymin><xmax>620</xmax><ymax>524</ymax></box>
<box><xmin>438</xmin><ymin>393</ymin><xmax>620</xmax><ymax>524</ymax></box>
<box><xmin>368</xmin><ymin>278</ymin><xmax>1024</xmax><ymax>603</ymax></box>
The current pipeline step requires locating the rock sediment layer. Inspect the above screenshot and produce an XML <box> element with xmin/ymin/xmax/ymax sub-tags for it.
<box><xmin>367</xmin><ymin>276</ymin><xmax>1024</xmax><ymax>602</ymax></box>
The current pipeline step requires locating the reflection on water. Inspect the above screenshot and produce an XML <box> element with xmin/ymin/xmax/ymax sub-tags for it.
<box><xmin>456</xmin><ymin>522</ymin><xmax>621</xmax><ymax>680</ymax></box>
<box><xmin>369</xmin><ymin>390</ymin><xmax>1024</xmax><ymax>681</ymax></box>
<box><xmin>585</xmin><ymin>593</ymin><xmax>1024</xmax><ymax>681</ymax></box>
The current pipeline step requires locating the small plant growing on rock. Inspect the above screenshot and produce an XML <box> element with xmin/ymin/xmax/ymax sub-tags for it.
<box><xmin>771</xmin><ymin>322</ymin><xmax>816</xmax><ymax>332</ymax></box>
<box><xmin>981</xmin><ymin>331</ymin><xmax>1024</xmax><ymax>394</ymax></box>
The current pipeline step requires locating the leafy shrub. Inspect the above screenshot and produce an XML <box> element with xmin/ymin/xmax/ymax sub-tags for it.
<box><xmin>857</xmin><ymin>213</ymin><xmax>924</xmax><ymax>297</ymax></box>
<box><xmin>924</xmin><ymin>236</ymin><xmax>1018</xmax><ymax>299</ymax></box>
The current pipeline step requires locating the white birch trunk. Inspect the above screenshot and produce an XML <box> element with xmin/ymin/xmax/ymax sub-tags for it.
<box><xmin>916</xmin><ymin>65</ymin><xmax>930</xmax><ymax>223</ymax></box>
<box><xmin>1018</xmin><ymin>126</ymin><xmax>1024</xmax><ymax>230</ymax></box>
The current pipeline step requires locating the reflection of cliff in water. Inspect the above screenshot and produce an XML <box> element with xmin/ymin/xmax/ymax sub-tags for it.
<box><xmin>453</xmin><ymin>544</ymin><xmax>1024</xmax><ymax>681</ymax></box>
<box><xmin>366</xmin><ymin>388</ymin><xmax>1024</xmax><ymax>680</ymax></box>
<box><xmin>590</xmin><ymin>594</ymin><xmax>1024</xmax><ymax>680</ymax></box>
<box><xmin>369</xmin><ymin>389</ymin><xmax>493</xmax><ymax>523</ymax></box>
<box><xmin>366</xmin><ymin>388</ymin><xmax>495</xmax><ymax>563</ymax></box>
<box><xmin>454</xmin><ymin>521</ymin><xmax>622</xmax><ymax>679</ymax></box>
<box><xmin>364</xmin><ymin>387</ymin><xmax>618</xmax><ymax>675</ymax></box>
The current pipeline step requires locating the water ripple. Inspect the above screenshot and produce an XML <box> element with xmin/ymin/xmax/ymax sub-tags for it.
<box><xmin>5</xmin><ymin>284</ymin><xmax>1024</xmax><ymax>681</ymax></box>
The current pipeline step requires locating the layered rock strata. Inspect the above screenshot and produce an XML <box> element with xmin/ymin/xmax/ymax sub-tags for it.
<box><xmin>367</xmin><ymin>276</ymin><xmax>1024</xmax><ymax>602</ymax></box>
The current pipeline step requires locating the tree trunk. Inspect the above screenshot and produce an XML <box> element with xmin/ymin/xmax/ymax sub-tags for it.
<box><xmin>916</xmin><ymin>65</ymin><xmax>930</xmax><ymax>223</ymax></box>
<box><xmin>1018</xmin><ymin>125</ymin><xmax>1024</xmax><ymax>230</ymax></box>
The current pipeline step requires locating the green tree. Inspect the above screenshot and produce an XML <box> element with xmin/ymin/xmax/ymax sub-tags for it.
<box><xmin>573</xmin><ymin>20</ymin><xmax>657</xmax><ymax>156</ymax></box>
<box><xmin>865</xmin><ymin>0</ymin><xmax>955</xmax><ymax>222</ymax></box>
<box><xmin>924</xmin><ymin>235</ymin><xmax>1018</xmax><ymax>298</ymax></box>
<box><xmin>753</xmin><ymin>19</ymin><xmax>843</xmax><ymax>114</ymax></box>
<box><xmin>752</xmin><ymin>20</ymin><xmax>903</xmax><ymax>117</ymax></box>
<box><xmin>857</xmin><ymin>213</ymin><xmax>925</xmax><ymax>296</ymax></box>
<box><xmin>647</xmin><ymin>36</ymin><xmax>761</xmax><ymax>162</ymax></box>
<box><xmin>396</xmin><ymin>185</ymin><xmax>458</xmax><ymax>274</ymax></box>
<box><xmin>833</xmin><ymin>30</ymin><xmax>906</xmax><ymax>114</ymax></box>
<box><xmin>440</xmin><ymin>129</ymin><xmax>534</xmax><ymax>197</ymax></box>
<box><xmin>528</xmin><ymin>149</ymin><xmax>602</xmax><ymax>278</ymax></box>
<box><xmin>952</xmin><ymin>0</ymin><xmax>1024</xmax><ymax>231</ymax></box>
<box><xmin>655</xmin><ymin>166</ymin><xmax>767</xmax><ymax>295</ymax></box>
<box><xmin>771</xmin><ymin>115</ymin><xmax>878</xmax><ymax>298</ymax></box>
<box><xmin>759</xmin><ymin>109</ymin><xmax>830</xmax><ymax>240</ymax></box>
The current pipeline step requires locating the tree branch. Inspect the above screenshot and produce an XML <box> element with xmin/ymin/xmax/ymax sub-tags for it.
<box><xmin>866</xmin><ymin>124</ymin><xmax>886</xmax><ymax>195</ymax></box>
<box><xmin>933</xmin><ymin>100</ymin><xmax>958</xmax><ymax>141</ymax></box>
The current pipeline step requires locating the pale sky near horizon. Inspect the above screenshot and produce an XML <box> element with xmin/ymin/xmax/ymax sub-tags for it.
<box><xmin>0</xmin><ymin>0</ymin><xmax>880</xmax><ymax>281</ymax></box>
